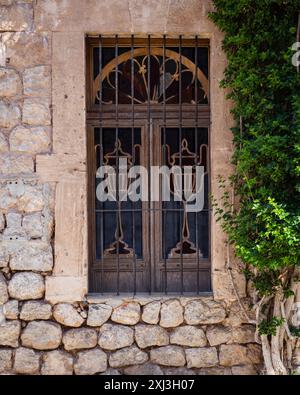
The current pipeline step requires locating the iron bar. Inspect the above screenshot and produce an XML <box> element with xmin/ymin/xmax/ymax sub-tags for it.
<box><xmin>163</xmin><ymin>34</ymin><xmax>167</xmax><ymax>294</ymax></box>
<box><xmin>147</xmin><ymin>34</ymin><xmax>152</xmax><ymax>294</ymax></box>
<box><xmin>115</xmin><ymin>34</ymin><xmax>120</xmax><ymax>295</ymax></box>
<box><xmin>131</xmin><ymin>34</ymin><xmax>137</xmax><ymax>295</ymax></box>
<box><xmin>179</xmin><ymin>35</ymin><xmax>183</xmax><ymax>294</ymax></box>
<box><xmin>195</xmin><ymin>35</ymin><xmax>200</xmax><ymax>294</ymax></box>
<box><xmin>98</xmin><ymin>34</ymin><xmax>104</xmax><ymax>294</ymax></box>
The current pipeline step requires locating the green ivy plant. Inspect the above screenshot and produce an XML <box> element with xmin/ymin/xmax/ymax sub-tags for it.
<box><xmin>209</xmin><ymin>0</ymin><xmax>300</xmax><ymax>375</ymax></box>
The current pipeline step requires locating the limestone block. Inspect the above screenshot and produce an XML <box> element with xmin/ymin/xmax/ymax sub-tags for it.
<box><xmin>10</xmin><ymin>126</ymin><xmax>51</xmax><ymax>154</ymax></box>
<box><xmin>111</xmin><ymin>302</ymin><xmax>140</xmax><ymax>325</ymax></box>
<box><xmin>8</xmin><ymin>272</ymin><xmax>45</xmax><ymax>300</ymax></box>
<box><xmin>231</xmin><ymin>325</ymin><xmax>255</xmax><ymax>344</ymax></box>
<box><xmin>22</xmin><ymin>98</ymin><xmax>51</xmax><ymax>126</ymax></box>
<box><xmin>45</xmin><ymin>276</ymin><xmax>86</xmax><ymax>304</ymax></box>
<box><xmin>62</xmin><ymin>328</ymin><xmax>97</xmax><ymax>351</ymax></box>
<box><xmin>14</xmin><ymin>347</ymin><xmax>40</xmax><ymax>374</ymax></box>
<box><xmin>9</xmin><ymin>241</ymin><xmax>53</xmax><ymax>272</ymax></box>
<box><xmin>0</xmin><ymin>349</ymin><xmax>12</xmax><ymax>373</ymax></box>
<box><xmin>231</xmin><ymin>365</ymin><xmax>258</xmax><ymax>375</ymax></box>
<box><xmin>20</xmin><ymin>301</ymin><xmax>52</xmax><ymax>321</ymax></box>
<box><xmin>41</xmin><ymin>350</ymin><xmax>73</xmax><ymax>375</ymax></box>
<box><xmin>170</xmin><ymin>325</ymin><xmax>207</xmax><ymax>347</ymax></box>
<box><xmin>0</xmin><ymin>153</ymin><xmax>33</xmax><ymax>175</ymax></box>
<box><xmin>21</xmin><ymin>321</ymin><xmax>62</xmax><ymax>350</ymax></box>
<box><xmin>198</xmin><ymin>367</ymin><xmax>232</xmax><ymax>375</ymax></box>
<box><xmin>53</xmin><ymin>303</ymin><xmax>84</xmax><ymax>327</ymax></box>
<box><xmin>98</xmin><ymin>323</ymin><xmax>134</xmax><ymax>351</ymax></box>
<box><xmin>163</xmin><ymin>367</ymin><xmax>196</xmax><ymax>375</ymax></box>
<box><xmin>186</xmin><ymin>347</ymin><xmax>219</xmax><ymax>368</ymax></box>
<box><xmin>206</xmin><ymin>325</ymin><xmax>232</xmax><ymax>346</ymax></box>
<box><xmin>74</xmin><ymin>348</ymin><xmax>107</xmax><ymax>375</ymax></box>
<box><xmin>160</xmin><ymin>300</ymin><xmax>183</xmax><ymax>328</ymax></box>
<box><xmin>6</xmin><ymin>212</ymin><xmax>22</xmax><ymax>228</ymax></box>
<box><xmin>124</xmin><ymin>363</ymin><xmax>164</xmax><ymax>375</ymax></box>
<box><xmin>135</xmin><ymin>324</ymin><xmax>169</xmax><ymax>349</ymax></box>
<box><xmin>150</xmin><ymin>346</ymin><xmax>186</xmax><ymax>367</ymax></box>
<box><xmin>35</xmin><ymin>0</ymin><xmax>131</xmax><ymax>32</ymax></box>
<box><xmin>1</xmin><ymin>32</ymin><xmax>51</xmax><ymax>70</ymax></box>
<box><xmin>23</xmin><ymin>65</ymin><xmax>51</xmax><ymax>97</ymax></box>
<box><xmin>0</xmin><ymin>3</ymin><xmax>33</xmax><ymax>31</ymax></box>
<box><xmin>0</xmin><ymin>68</ymin><xmax>21</xmax><ymax>97</ymax></box>
<box><xmin>0</xmin><ymin>272</ymin><xmax>8</xmax><ymax>304</ymax></box>
<box><xmin>22</xmin><ymin>212</ymin><xmax>43</xmax><ymax>238</ymax></box>
<box><xmin>184</xmin><ymin>299</ymin><xmax>226</xmax><ymax>325</ymax></box>
<box><xmin>142</xmin><ymin>301</ymin><xmax>160</xmax><ymax>324</ymax></box>
<box><xmin>3</xmin><ymin>299</ymin><xmax>18</xmax><ymax>319</ymax></box>
<box><xmin>17</xmin><ymin>185</ymin><xmax>46</xmax><ymax>213</ymax></box>
<box><xmin>0</xmin><ymin>320</ymin><xmax>20</xmax><ymax>347</ymax></box>
<box><xmin>87</xmin><ymin>304</ymin><xmax>112</xmax><ymax>327</ymax></box>
<box><xmin>109</xmin><ymin>346</ymin><xmax>148</xmax><ymax>368</ymax></box>
<box><xmin>0</xmin><ymin>132</ymin><xmax>9</xmax><ymax>152</ymax></box>
<box><xmin>219</xmin><ymin>344</ymin><xmax>262</xmax><ymax>367</ymax></box>
<box><xmin>0</xmin><ymin>101</ymin><xmax>20</xmax><ymax>129</ymax></box>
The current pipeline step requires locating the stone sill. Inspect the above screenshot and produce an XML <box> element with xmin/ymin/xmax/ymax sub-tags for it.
<box><xmin>86</xmin><ymin>292</ymin><xmax>213</xmax><ymax>306</ymax></box>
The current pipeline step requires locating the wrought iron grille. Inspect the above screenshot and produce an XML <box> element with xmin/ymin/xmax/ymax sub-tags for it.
<box><xmin>87</xmin><ymin>35</ymin><xmax>211</xmax><ymax>295</ymax></box>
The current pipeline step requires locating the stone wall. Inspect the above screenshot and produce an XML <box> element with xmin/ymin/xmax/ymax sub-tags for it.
<box><xmin>0</xmin><ymin>296</ymin><xmax>261</xmax><ymax>375</ymax></box>
<box><xmin>0</xmin><ymin>0</ymin><xmax>260</xmax><ymax>375</ymax></box>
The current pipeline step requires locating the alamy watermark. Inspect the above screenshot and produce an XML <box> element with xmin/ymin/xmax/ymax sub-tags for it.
<box><xmin>96</xmin><ymin>158</ymin><xmax>206</xmax><ymax>212</ymax></box>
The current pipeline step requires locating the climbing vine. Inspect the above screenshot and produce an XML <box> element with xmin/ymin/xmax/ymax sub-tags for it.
<box><xmin>209</xmin><ymin>0</ymin><xmax>300</xmax><ymax>374</ymax></box>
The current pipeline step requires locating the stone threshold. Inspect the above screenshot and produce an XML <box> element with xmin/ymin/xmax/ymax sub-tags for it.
<box><xmin>86</xmin><ymin>292</ymin><xmax>213</xmax><ymax>306</ymax></box>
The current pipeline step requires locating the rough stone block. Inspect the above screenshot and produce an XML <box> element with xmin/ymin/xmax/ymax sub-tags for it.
<box><xmin>1</xmin><ymin>32</ymin><xmax>51</xmax><ymax>70</ymax></box>
<box><xmin>0</xmin><ymin>153</ymin><xmax>33</xmax><ymax>175</ymax></box>
<box><xmin>186</xmin><ymin>347</ymin><xmax>219</xmax><ymax>368</ymax></box>
<box><xmin>10</xmin><ymin>126</ymin><xmax>51</xmax><ymax>154</ymax></box>
<box><xmin>0</xmin><ymin>101</ymin><xmax>21</xmax><ymax>129</ymax></box>
<box><xmin>9</xmin><ymin>241</ymin><xmax>53</xmax><ymax>272</ymax></box>
<box><xmin>22</xmin><ymin>98</ymin><xmax>51</xmax><ymax>126</ymax></box>
<box><xmin>142</xmin><ymin>301</ymin><xmax>160</xmax><ymax>324</ymax></box>
<box><xmin>0</xmin><ymin>272</ymin><xmax>8</xmax><ymax>304</ymax></box>
<box><xmin>0</xmin><ymin>68</ymin><xmax>21</xmax><ymax>97</ymax></box>
<box><xmin>109</xmin><ymin>346</ymin><xmax>148</xmax><ymax>368</ymax></box>
<box><xmin>87</xmin><ymin>304</ymin><xmax>112</xmax><ymax>327</ymax></box>
<box><xmin>150</xmin><ymin>346</ymin><xmax>186</xmax><ymax>367</ymax></box>
<box><xmin>8</xmin><ymin>272</ymin><xmax>45</xmax><ymax>300</ymax></box>
<box><xmin>53</xmin><ymin>303</ymin><xmax>84</xmax><ymax>327</ymax></box>
<box><xmin>111</xmin><ymin>302</ymin><xmax>140</xmax><ymax>325</ymax></box>
<box><xmin>160</xmin><ymin>300</ymin><xmax>183</xmax><ymax>328</ymax></box>
<box><xmin>14</xmin><ymin>347</ymin><xmax>40</xmax><ymax>374</ymax></box>
<box><xmin>170</xmin><ymin>325</ymin><xmax>207</xmax><ymax>347</ymax></box>
<box><xmin>0</xmin><ymin>349</ymin><xmax>13</xmax><ymax>373</ymax></box>
<box><xmin>0</xmin><ymin>320</ymin><xmax>20</xmax><ymax>347</ymax></box>
<box><xmin>74</xmin><ymin>348</ymin><xmax>107</xmax><ymax>375</ymax></box>
<box><xmin>62</xmin><ymin>328</ymin><xmax>97</xmax><ymax>351</ymax></box>
<box><xmin>3</xmin><ymin>299</ymin><xmax>18</xmax><ymax>319</ymax></box>
<box><xmin>41</xmin><ymin>350</ymin><xmax>73</xmax><ymax>375</ymax></box>
<box><xmin>21</xmin><ymin>321</ymin><xmax>62</xmax><ymax>350</ymax></box>
<box><xmin>23</xmin><ymin>65</ymin><xmax>51</xmax><ymax>97</ymax></box>
<box><xmin>0</xmin><ymin>3</ymin><xmax>33</xmax><ymax>31</ymax></box>
<box><xmin>20</xmin><ymin>301</ymin><xmax>52</xmax><ymax>321</ymax></box>
<box><xmin>135</xmin><ymin>324</ymin><xmax>169</xmax><ymax>349</ymax></box>
<box><xmin>184</xmin><ymin>299</ymin><xmax>226</xmax><ymax>325</ymax></box>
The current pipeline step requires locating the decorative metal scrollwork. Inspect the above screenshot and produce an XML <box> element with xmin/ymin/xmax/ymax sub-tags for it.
<box><xmin>95</xmin><ymin>138</ymin><xmax>141</xmax><ymax>258</ymax></box>
<box><xmin>93</xmin><ymin>48</ymin><xmax>209</xmax><ymax>105</ymax></box>
<box><xmin>164</xmin><ymin>138</ymin><xmax>208</xmax><ymax>259</ymax></box>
